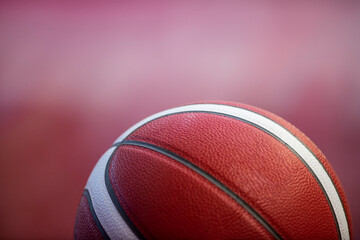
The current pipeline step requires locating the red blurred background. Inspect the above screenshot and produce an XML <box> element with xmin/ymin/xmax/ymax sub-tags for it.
<box><xmin>0</xmin><ymin>2</ymin><xmax>359</xmax><ymax>239</ymax></box>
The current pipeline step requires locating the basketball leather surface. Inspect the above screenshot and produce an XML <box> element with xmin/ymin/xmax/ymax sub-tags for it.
<box><xmin>74</xmin><ymin>101</ymin><xmax>352</xmax><ymax>240</ymax></box>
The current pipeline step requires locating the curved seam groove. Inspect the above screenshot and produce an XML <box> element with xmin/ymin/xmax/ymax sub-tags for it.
<box><xmin>111</xmin><ymin>103</ymin><xmax>349</xmax><ymax>240</ymax></box>
<box><xmin>206</xmin><ymin>102</ymin><xmax>349</xmax><ymax>239</ymax></box>
<box><xmin>112</xmin><ymin>140</ymin><xmax>283</xmax><ymax>240</ymax></box>
<box><xmin>104</xmin><ymin>145</ymin><xmax>147</xmax><ymax>240</ymax></box>
<box><xmin>83</xmin><ymin>189</ymin><xmax>111</xmax><ymax>240</ymax></box>
<box><xmin>205</xmin><ymin>103</ymin><xmax>346</xmax><ymax>239</ymax></box>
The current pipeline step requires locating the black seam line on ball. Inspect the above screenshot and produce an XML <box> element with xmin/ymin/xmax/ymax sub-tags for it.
<box><xmin>193</xmin><ymin>110</ymin><xmax>341</xmax><ymax>240</ymax></box>
<box><xmin>236</xmin><ymin>117</ymin><xmax>342</xmax><ymax>240</ymax></box>
<box><xmin>198</xmin><ymin>103</ymin><xmax>345</xmax><ymax>240</ymax></box>
<box><xmin>105</xmin><ymin>145</ymin><xmax>147</xmax><ymax>240</ymax></box>
<box><xmin>112</xmin><ymin>140</ymin><xmax>283</xmax><ymax>240</ymax></box>
<box><xmin>121</xmin><ymin>108</ymin><xmax>344</xmax><ymax>240</ymax></box>
<box><xmin>83</xmin><ymin>189</ymin><xmax>111</xmax><ymax>240</ymax></box>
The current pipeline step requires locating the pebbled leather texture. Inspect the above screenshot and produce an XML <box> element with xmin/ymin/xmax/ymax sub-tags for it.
<box><xmin>74</xmin><ymin>193</ymin><xmax>104</xmax><ymax>240</ymax></box>
<box><xmin>109</xmin><ymin>145</ymin><xmax>274</xmax><ymax>240</ymax></box>
<box><xmin>124</xmin><ymin>110</ymin><xmax>339</xmax><ymax>239</ymax></box>
<box><xmin>75</xmin><ymin>101</ymin><xmax>352</xmax><ymax>240</ymax></box>
<box><xmin>219</xmin><ymin>101</ymin><xmax>353</xmax><ymax>238</ymax></box>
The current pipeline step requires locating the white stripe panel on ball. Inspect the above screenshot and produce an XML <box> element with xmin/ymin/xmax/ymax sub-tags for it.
<box><xmin>114</xmin><ymin>103</ymin><xmax>349</xmax><ymax>240</ymax></box>
<box><xmin>85</xmin><ymin>147</ymin><xmax>139</xmax><ymax>240</ymax></box>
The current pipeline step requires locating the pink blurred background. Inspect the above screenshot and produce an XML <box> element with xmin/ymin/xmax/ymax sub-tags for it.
<box><xmin>0</xmin><ymin>2</ymin><xmax>359</xmax><ymax>239</ymax></box>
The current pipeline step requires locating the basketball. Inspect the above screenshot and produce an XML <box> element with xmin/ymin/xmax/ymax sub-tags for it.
<box><xmin>74</xmin><ymin>101</ymin><xmax>352</xmax><ymax>239</ymax></box>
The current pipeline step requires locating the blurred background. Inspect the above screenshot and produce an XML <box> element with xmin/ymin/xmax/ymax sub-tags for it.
<box><xmin>0</xmin><ymin>1</ymin><xmax>359</xmax><ymax>239</ymax></box>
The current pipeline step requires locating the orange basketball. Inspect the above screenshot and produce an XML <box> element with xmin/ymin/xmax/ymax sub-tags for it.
<box><xmin>75</xmin><ymin>102</ymin><xmax>352</xmax><ymax>239</ymax></box>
